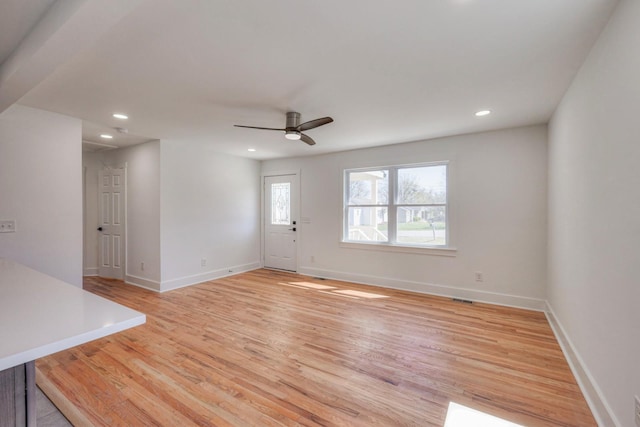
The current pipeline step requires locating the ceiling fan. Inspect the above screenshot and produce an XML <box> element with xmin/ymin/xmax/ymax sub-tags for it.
<box><xmin>234</xmin><ymin>112</ymin><xmax>333</xmax><ymax>146</ymax></box>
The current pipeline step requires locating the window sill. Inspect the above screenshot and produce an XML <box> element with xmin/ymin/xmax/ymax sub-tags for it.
<box><xmin>339</xmin><ymin>241</ymin><xmax>457</xmax><ymax>257</ymax></box>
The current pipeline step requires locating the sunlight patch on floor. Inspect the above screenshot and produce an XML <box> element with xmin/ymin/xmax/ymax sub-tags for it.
<box><xmin>278</xmin><ymin>282</ymin><xmax>334</xmax><ymax>291</ymax></box>
<box><xmin>288</xmin><ymin>281</ymin><xmax>336</xmax><ymax>290</ymax></box>
<box><xmin>332</xmin><ymin>289</ymin><xmax>389</xmax><ymax>299</ymax></box>
<box><xmin>279</xmin><ymin>281</ymin><xmax>390</xmax><ymax>300</ymax></box>
<box><xmin>444</xmin><ymin>402</ymin><xmax>524</xmax><ymax>427</ymax></box>
<box><xmin>317</xmin><ymin>290</ymin><xmax>360</xmax><ymax>299</ymax></box>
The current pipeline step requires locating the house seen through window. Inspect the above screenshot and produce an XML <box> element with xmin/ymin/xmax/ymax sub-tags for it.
<box><xmin>344</xmin><ymin>163</ymin><xmax>448</xmax><ymax>247</ymax></box>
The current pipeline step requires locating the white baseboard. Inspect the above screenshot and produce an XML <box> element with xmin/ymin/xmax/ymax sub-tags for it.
<box><xmin>544</xmin><ymin>302</ymin><xmax>618</xmax><ymax>427</ymax></box>
<box><xmin>83</xmin><ymin>267</ymin><xmax>98</xmax><ymax>276</ymax></box>
<box><xmin>298</xmin><ymin>266</ymin><xmax>546</xmax><ymax>311</ymax></box>
<box><xmin>125</xmin><ymin>274</ymin><xmax>161</xmax><ymax>292</ymax></box>
<box><xmin>160</xmin><ymin>261</ymin><xmax>261</xmax><ymax>292</ymax></box>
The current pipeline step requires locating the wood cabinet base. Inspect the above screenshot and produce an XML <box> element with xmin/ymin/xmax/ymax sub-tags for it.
<box><xmin>0</xmin><ymin>361</ymin><xmax>35</xmax><ymax>427</ymax></box>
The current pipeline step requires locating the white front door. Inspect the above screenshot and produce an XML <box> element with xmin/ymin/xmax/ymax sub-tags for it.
<box><xmin>264</xmin><ymin>174</ymin><xmax>299</xmax><ymax>271</ymax></box>
<box><xmin>98</xmin><ymin>167</ymin><xmax>126</xmax><ymax>279</ymax></box>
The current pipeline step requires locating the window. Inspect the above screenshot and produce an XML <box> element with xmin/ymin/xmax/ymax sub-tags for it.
<box><xmin>271</xmin><ymin>182</ymin><xmax>291</xmax><ymax>225</ymax></box>
<box><xmin>344</xmin><ymin>162</ymin><xmax>448</xmax><ymax>248</ymax></box>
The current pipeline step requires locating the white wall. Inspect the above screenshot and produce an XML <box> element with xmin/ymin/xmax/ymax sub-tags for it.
<box><xmin>548</xmin><ymin>0</ymin><xmax>640</xmax><ymax>425</ymax></box>
<box><xmin>83</xmin><ymin>141</ymin><xmax>162</xmax><ymax>290</ymax></box>
<box><xmin>102</xmin><ymin>141</ymin><xmax>161</xmax><ymax>289</ymax></box>
<box><xmin>160</xmin><ymin>139</ymin><xmax>261</xmax><ymax>290</ymax></box>
<box><xmin>262</xmin><ymin>125</ymin><xmax>548</xmax><ymax>309</ymax></box>
<box><xmin>0</xmin><ymin>105</ymin><xmax>82</xmax><ymax>286</ymax></box>
<box><xmin>85</xmin><ymin>138</ymin><xmax>261</xmax><ymax>292</ymax></box>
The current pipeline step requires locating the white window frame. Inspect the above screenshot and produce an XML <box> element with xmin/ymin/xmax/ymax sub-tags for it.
<box><xmin>341</xmin><ymin>161</ymin><xmax>456</xmax><ymax>256</ymax></box>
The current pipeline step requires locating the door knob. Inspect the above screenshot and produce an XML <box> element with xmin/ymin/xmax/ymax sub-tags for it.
<box><xmin>97</xmin><ymin>227</ymin><xmax>103</xmax><ymax>231</ymax></box>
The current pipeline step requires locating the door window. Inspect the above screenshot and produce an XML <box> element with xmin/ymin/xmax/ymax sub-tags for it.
<box><xmin>271</xmin><ymin>182</ymin><xmax>291</xmax><ymax>225</ymax></box>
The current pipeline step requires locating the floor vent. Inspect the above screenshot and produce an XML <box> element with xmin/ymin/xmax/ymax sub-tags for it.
<box><xmin>452</xmin><ymin>298</ymin><xmax>473</xmax><ymax>304</ymax></box>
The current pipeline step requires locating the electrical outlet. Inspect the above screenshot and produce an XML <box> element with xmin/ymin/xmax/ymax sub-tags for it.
<box><xmin>310</xmin><ymin>256</ymin><xmax>315</xmax><ymax>263</ymax></box>
<box><xmin>201</xmin><ymin>258</ymin><xmax>207</xmax><ymax>267</ymax></box>
<box><xmin>0</xmin><ymin>220</ymin><xmax>16</xmax><ymax>233</ymax></box>
<box><xmin>635</xmin><ymin>395</ymin><xmax>640</xmax><ymax>427</ymax></box>
<box><xmin>474</xmin><ymin>271</ymin><xmax>484</xmax><ymax>282</ymax></box>
<box><xmin>140</xmin><ymin>262</ymin><xmax>145</xmax><ymax>271</ymax></box>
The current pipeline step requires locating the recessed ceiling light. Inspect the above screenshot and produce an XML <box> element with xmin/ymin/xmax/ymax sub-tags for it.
<box><xmin>100</xmin><ymin>134</ymin><xmax>113</xmax><ymax>139</ymax></box>
<box><xmin>112</xmin><ymin>113</ymin><xmax>128</xmax><ymax>120</ymax></box>
<box><xmin>475</xmin><ymin>110</ymin><xmax>491</xmax><ymax>117</ymax></box>
<box><xmin>247</xmin><ymin>148</ymin><xmax>256</xmax><ymax>152</ymax></box>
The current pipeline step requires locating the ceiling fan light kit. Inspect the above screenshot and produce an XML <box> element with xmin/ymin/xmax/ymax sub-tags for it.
<box><xmin>235</xmin><ymin>111</ymin><xmax>333</xmax><ymax>146</ymax></box>
<box><xmin>285</xmin><ymin>131</ymin><xmax>301</xmax><ymax>140</ymax></box>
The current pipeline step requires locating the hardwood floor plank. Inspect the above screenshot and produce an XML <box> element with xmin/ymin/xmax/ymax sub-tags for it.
<box><xmin>36</xmin><ymin>270</ymin><xmax>596</xmax><ymax>426</ymax></box>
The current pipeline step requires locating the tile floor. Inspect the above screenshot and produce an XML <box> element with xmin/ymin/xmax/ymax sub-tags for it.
<box><xmin>36</xmin><ymin>386</ymin><xmax>71</xmax><ymax>427</ymax></box>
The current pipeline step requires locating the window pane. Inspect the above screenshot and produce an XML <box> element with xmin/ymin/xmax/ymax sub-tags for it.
<box><xmin>271</xmin><ymin>182</ymin><xmax>290</xmax><ymax>225</ymax></box>
<box><xmin>397</xmin><ymin>165</ymin><xmax>446</xmax><ymax>204</ymax></box>
<box><xmin>347</xmin><ymin>207</ymin><xmax>388</xmax><ymax>242</ymax></box>
<box><xmin>396</xmin><ymin>206</ymin><xmax>446</xmax><ymax>246</ymax></box>
<box><xmin>348</xmin><ymin>170</ymin><xmax>388</xmax><ymax>205</ymax></box>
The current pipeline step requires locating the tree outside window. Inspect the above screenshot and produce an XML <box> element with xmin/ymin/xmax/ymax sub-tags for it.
<box><xmin>344</xmin><ymin>163</ymin><xmax>448</xmax><ymax>247</ymax></box>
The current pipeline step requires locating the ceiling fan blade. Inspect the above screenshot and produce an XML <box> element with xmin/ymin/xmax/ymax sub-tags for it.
<box><xmin>234</xmin><ymin>125</ymin><xmax>285</xmax><ymax>131</ymax></box>
<box><xmin>300</xmin><ymin>133</ymin><xmax>316</xmax><ymax>146</ymax></box>
<box><xmin>297</xmin><ymin>117</ymin><xmax>333</xmax><ymax>132</ymax></box>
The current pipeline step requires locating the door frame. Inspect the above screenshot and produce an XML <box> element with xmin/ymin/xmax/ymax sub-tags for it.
<box><xmin>83</xmin><ymin>165</ymin><xmax>91</xmax><ymax>276</ymax></box>
<box><xmin>97</xmin><ymin>163</ymin><xmax>127</xmax><ymax>280</ymax></box>
<box><xmin>261</xmin><ymin>170</ymin><xmax>300</xmax><ymax>272</ymax></box>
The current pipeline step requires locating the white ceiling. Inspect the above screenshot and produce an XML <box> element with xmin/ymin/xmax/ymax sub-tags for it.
<box><xmin>0</xmin><ymin>0</ymin><xmax>55</xmax><ymax>64</ymax></box>
<box><xmin>3</xmin><ymin>0</ymin><xmax>618</xmax><ymax>159</ymax></box>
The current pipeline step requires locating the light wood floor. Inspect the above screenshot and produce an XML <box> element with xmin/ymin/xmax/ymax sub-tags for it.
<box><xmin>36</xmin><ymin>270</ymin><xmax>596</xmax><ymax>426</ymax></box>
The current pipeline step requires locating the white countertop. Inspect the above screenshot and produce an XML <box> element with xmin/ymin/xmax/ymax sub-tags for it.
<box><xmin>0</xmin><ymin>258</ymin><xmax>146</xmax><ymax>371</ymax></box>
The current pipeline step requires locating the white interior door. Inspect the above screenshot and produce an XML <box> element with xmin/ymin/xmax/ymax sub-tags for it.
<box><xmin>264</xmin><ymin>174</ymin><xmax>299</xmax><ymax>271</ymax></box>
<box><xmin>98</xmin><ymin>167</ymin><xmax>125</xmax><ymax>279</ymax></box>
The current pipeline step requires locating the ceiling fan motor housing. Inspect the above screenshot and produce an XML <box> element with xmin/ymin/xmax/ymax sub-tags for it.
<box><xmin>285</xmin><ymin>112</ymin><xmax>301</xmax><ymax>129</ymax></box>
<box><xmin>284</xmin><ymin>112</ymin><xmax>302</xmax><ymax>139</ymax></box>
